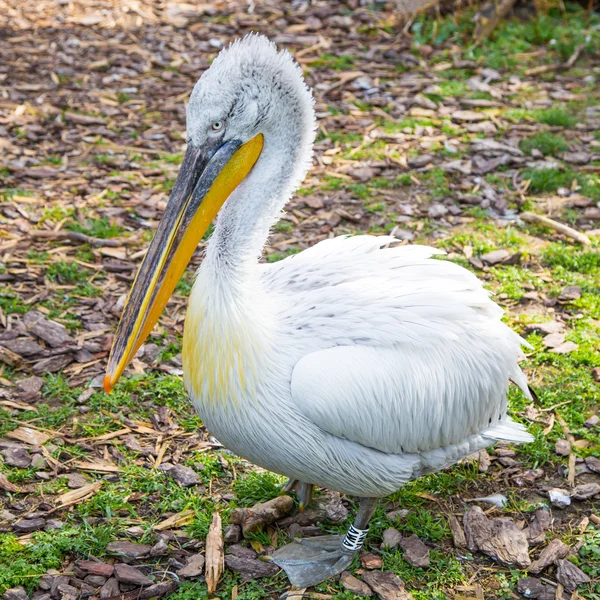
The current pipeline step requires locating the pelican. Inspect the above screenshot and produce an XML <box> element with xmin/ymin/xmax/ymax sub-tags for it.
<box><xmin>104</xmin><ymin>35</ymin><xmax>533</xmax><ymax>588</ymax></box>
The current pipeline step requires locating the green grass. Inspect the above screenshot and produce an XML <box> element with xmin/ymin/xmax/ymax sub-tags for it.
<box><xmin>233</xmin><ymin>472</ymin><xmax>285</xmax><ymax>506</ymax></box>
<box><xmin>522</xmin><ymin>167</ymin><xmax>575</xmax><ymax>193</ymax></box>
<box><xmin>311</xmin><ymin>53</ymin><xmax>355</xmax><ymax>70</ymax></box>
<box><xmin>519</xmin><ymin>132</ymin><xmax>569</xmax><ymax>156</ymax></box>
<box><xmin>66</xmin><ymin>216</ymin><xmax>125</xmax><ymax>239</ymax></box>
<box><xmin>46</xmin><ymin>261</ymin><xmax>91</xmax><ymax>285</ymax></box>
<box><xmin>535</xmin><ymin>106</ymin><xmax>578</xmax><ymax>128</ymax></box>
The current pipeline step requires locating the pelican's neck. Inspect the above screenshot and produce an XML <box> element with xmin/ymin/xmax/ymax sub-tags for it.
<box><xmin>184</xmin><ymin>126</ymin><xmax>313</xmax><ymax>406</ymax></box>
<box><xmin>203</xmin><ymin>123</ymin><xmax>314</xmax><ymax>290</ymax></box>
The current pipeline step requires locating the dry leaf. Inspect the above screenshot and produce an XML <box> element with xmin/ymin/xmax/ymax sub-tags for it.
<box><xmin>153</xmin><ymin>509</ymin><xmax>195</xmax><ymax>531</ymax></box>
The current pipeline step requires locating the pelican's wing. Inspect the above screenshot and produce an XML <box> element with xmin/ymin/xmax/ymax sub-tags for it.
<box><xmin>290</xmin><ymin>344</ymin><xmax>532</xmax><ymax>456</ymax></box>
<box><xmin>279</xmin><ymin>236</ymin><xmax>532</xmax><ymax>455</ymax></box>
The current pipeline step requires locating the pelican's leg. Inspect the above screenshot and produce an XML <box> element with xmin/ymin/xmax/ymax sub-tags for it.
<box><xmin>270</xmin><ymin>497</ymin><xmax>378</xmax><ymax>588</ymax></box>
<box><xmin>282</xmin><ymin>479</ymin><xmax>314</xmax><ymax>510</ymax></box>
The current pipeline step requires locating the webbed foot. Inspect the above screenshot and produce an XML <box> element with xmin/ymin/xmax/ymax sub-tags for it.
<box><xmin>269</xmin><ymin>535</ymin><xmax>354</xmax><ymax>588</ymax></box>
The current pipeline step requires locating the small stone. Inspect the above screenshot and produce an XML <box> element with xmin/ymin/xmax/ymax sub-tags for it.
<box><xmin>407</xmin><ymin>154</ymin><xmax>433</xmax><ymax>168</ymax></box>
<box><xmin>548</xmin><ymin>488</ymin><xmax>571</xmax><ymax>509</ymax></box>
<box><xmin>361</xmin><ymin>571</ymin><xmax>413</xmax><ymax>600</ymax></box>
<box><xmin>562</xmin><ymin>152</ymin><xmax>591</xmax><ymax>165</ymax></box>
<box><xmin>2</xmin><ymin>586</ymin><xmax>29</xmax><ymax>600</ymax></box>
<box><xmin>15</xmin><ymin>376</ymin><xmax>45</xmax><ymax>402</ymax></box>
<box><xmin>463</xmin><ymin>506</ymin><xmax>530</xmax><ymax>567</ymax></box>
<box><xmin>224</xmin><ymin>524</ymin><xmax>241</xmax><ymax>544</ymax></box>
<box><xmin>163</xmin><ymin>464</ymin><xmax>201</xmax><ymax>487</ymax></box>
<box><xmin>83</xmin><ymin>576</ymin><xmax>107</xmax><ymax>587</ymax></box>
<box><xmin>304</xmin><ymin>196</ymin><xmax>323</xmax><ymax>210</ymax></box>
<box><xmin>571</xmin><ymin>482</ymin><xmax>600</xmax><ymax>500</ymax></box>
<box><xmin>452</xmin><ymin>110</ymin><xmax>487</xmax><ymax>122</ymax></box>
<box><xmin>585</xmin><ymin>456</ymin><xmax>600</xmax><ymax>473</ymax></box>
<box><xmin>525</xmin><ymin>321</ymin><xmax>565</xmax><ymax>335</ymax></box>
<box><xmin>386</xmin><ymin>509</ymin><xmax>410</xmax><ymax>521</ymax></box>
<box><xmin>56</xmin><ymin>584</ymin><xmax>78</xmax><ymax>599</ymax></box>
<box><xmin>393</xmin><ymin>228</ymin><xmax>415</xmax><ymax>242</ymax></box>
<box><xmin>50</xmin><ymin>575</ymin><xmax>69</xmax><ymax>597</ymax></box>
<box><xmin>323</xmin><ymin>493</ymin><xmax>348</xmax><ymax>523</ymax></box>
<box><xmin>399</xmin><ymin>534</ymin><xmax>430</xmax><ymax>568</ymax></box>
<box><xmin>360</xmin><ymin>552</ymin><xmax>383</xmax><ymax>569</ymax></box>
<box><xmin>584</xmin><ymin>414</ymin><xmax>599</xmax><ymax>428</ymax></box>
<box><xmin>150</xmin><ymin>537</ymin><xmax>169</xmax><ymax>557</ymax></box>
<box><xmin>353</xmin><ymin>167</ymin><xmax>375</xmax><ymax>182</ymax></box>
<box><xmin>13</xmin><ymin>518</ymin><xmax>45</xmax><ymax>533</ymax></box>
<box><xmin>555</xmin><ymin>559</ymin><xmax>591</xmax><ymax>591</ymax></box>
<box><xmin>516</xmin><ymin>577</ymin><xmax>554</xmax><ymax>599</ymax></box>
<box><xmin>550</xmin><ymin>341</ymin><xmax>578</xmax><ymax>354</ymax></box>
<box><xmin>555</xmin><ymin>439</ymin><xmax>571</xmax><ymax>456</ymax></box>
<box><xmin>65</xmin><ymin>473</ymin><xmax>89</xmax><ymax>489</ymax></box>
<box><xmin>542</xmin><ymin>332</ymin><xmax>565</xmax><ymax>348</ymax></box>
<box><xmin>224</xmin><ymin>555</ymin><xmax>278</xmax><ymax>581</ymax></box>
<box><xmin>529</xmin><ymin>539</ymin><xmax>570</xmax><ymax>574</ymax></box>
<box><xmin>178</xmin><ymin>553</ymin><xmax>205</xmax><ymax>578</ymax></box>
<box><xmin>76</xmin><ymin>561</ymin><xmax>114</xmax><ymax>578</ymax></box>
<box><xmin>227</xmin><ymin>544</ymin><xmax>257</xmax><ymax>559</ymax></box>
<box><xmin>340</xmin><ymin>572</ymin><xmax>373</xmax><ymax>597</ymax></box>
<box><xmin>480</xmin><ymin>249</ymin><xmax>509</xmax><ymax>265</ymax></box>
<box><xmin>592</xmin><ymin>368</ymin><xmax>600</xmax><ymax>382</ymax></box>
<box><xmin>106</xmin><ymin>541</ymin><xmax>151</xmax><ymax>559</ymax></box>
<box><xmin>99</xmin><ymin>578</ymin><xmax>119</xmax><ymax>599</ymax></box>
<box><xmin>31</xmin><ymin>455</ymin><xmax>47</xmax><ymax>470</ymax></box>
<box><xmin>427</xmin><ymin>203</ymin><xmax>448</xmax><ymax>218</ymax></box>
<box><xmin>525</xmin><ymin>510</ymin><xmax>552</xmax><ymax>546</ymax></box>
<box><xmin>45</xmin><ymin>519</ymin><xmax>65</xmax><ymax>530</ymax></box>
<box><xmin>558</xmin><ymin>285</ymin><xmax>581</xmax><ymax>301</ymax></box>
<box><xmin>139</xmin><ymin>582</ymin><xmax>178</xmax><ymax>598</ymax></box>
<box><xmin>382</xmin><ymin>527</ymin><xmax>403</xmax><ymax>549</ymax></box>
<box><xmin>113</xmin><ymin>564</ymin><xmax>153</xmax><ymax>586</ymax></box>
<box><xmin>1</xmin><ymin>448</ymin><xmax>31</xmax><ymax>468</ymax></box>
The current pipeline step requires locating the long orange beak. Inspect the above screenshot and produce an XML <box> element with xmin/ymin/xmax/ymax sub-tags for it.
<box><xmin>104</xmin><ymin>134</ymin><xmax>264</xmax><ymax>392</ymax></box>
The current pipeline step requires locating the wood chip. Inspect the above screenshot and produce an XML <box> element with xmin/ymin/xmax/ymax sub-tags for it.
<box><xmin>6</xmin><ymin>426</ymin><xmax>50</xmax><ymax>446</ymax></box>
<box><xmin>57</xmin><ymin>481</ymin><xmax>102</xmax><ymax>507</ymax></box>
<box><xmin>205</xmin><ymin>512</ymin><xmax>224</xmax><ymax>594</ymax></box>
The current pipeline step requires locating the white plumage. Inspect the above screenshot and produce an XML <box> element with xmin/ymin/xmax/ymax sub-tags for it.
<box><xmin>180</xmin><ymin>36</ymin><xmax>533</xmax><ymax>503</ymax></box>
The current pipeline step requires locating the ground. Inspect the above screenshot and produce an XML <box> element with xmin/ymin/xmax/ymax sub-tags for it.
<box><xmin>0</xmin><ymin>1</ymin><xmax>599</xmax><ymax>599</ymax></box>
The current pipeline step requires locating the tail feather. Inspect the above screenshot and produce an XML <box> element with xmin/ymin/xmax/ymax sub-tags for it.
<box><xmin>483</xmin><ymin>417</ymin><xmax>534</xmax><ymax>444</ymax></box>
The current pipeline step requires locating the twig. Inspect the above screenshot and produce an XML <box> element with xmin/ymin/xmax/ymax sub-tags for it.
<box><xmin>520</xmin><ymin>211</ymin><xmax>591</xmax><ymax>246</ymax></box>
<box><xmin>30</xmin><ymin>230</ymin><xmax>131</xmax><ymax>247</ymax></box>
<box><xmin>525</xmin><ymin>44</ymin><xmax>586</xmax><ymax>76</ymax></box>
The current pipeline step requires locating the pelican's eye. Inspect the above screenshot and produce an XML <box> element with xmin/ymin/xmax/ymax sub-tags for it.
<box><xmin>211</xmin><ymin>121</ymin><xmax>224</xmax><ymax>133</ymax></box>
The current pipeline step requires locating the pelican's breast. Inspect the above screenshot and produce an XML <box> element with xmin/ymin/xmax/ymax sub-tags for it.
<box><xmin>182</xmin><ymin>276</ymin><xmax>271</xmax><ymax>409</ymax></box>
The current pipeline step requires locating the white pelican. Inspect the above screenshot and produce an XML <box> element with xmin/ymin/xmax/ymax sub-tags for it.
<box><xmin>104</xmin><ymin>35</ymin><xmax>533</xmax><ymax>588</ymax></box>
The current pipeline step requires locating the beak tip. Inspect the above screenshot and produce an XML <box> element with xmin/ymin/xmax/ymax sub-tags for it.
<box><xmin>103</xmin><ymin>373</ymin><xmax>114</xmax><ymax>394</ymax></box>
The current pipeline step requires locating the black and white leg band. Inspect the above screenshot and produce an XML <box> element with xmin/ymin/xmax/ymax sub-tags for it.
<box><xmin>342</xmin><ymin>524</ymin><xmax>369</xmax><ymax>551</ymax></box>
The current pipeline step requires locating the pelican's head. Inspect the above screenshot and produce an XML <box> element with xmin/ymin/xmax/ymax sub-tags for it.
<box><xmin>104</xmin><ymin>35</ymin><xmax>315</xmax><ymax>392</ymax></box>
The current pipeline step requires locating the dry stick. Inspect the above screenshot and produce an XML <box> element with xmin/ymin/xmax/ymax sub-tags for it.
<box><xmin>30</xmin><ymin>230</ymin><xmax>127</xmax><ymax>247</ymax></box>
<box><xmin>520</xmin><ymin>212</ymin><xmax>591</xmax><ymax>246</ymax></box>
<box><xmin>472</xmin><ymin>0</ymin><xmax>518</xmax><ymax>42</ymax></box>
<box><xmin>525</xmin><ymin>43</ymin><xmax>586</xmax><ymax>76</ymax></box>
